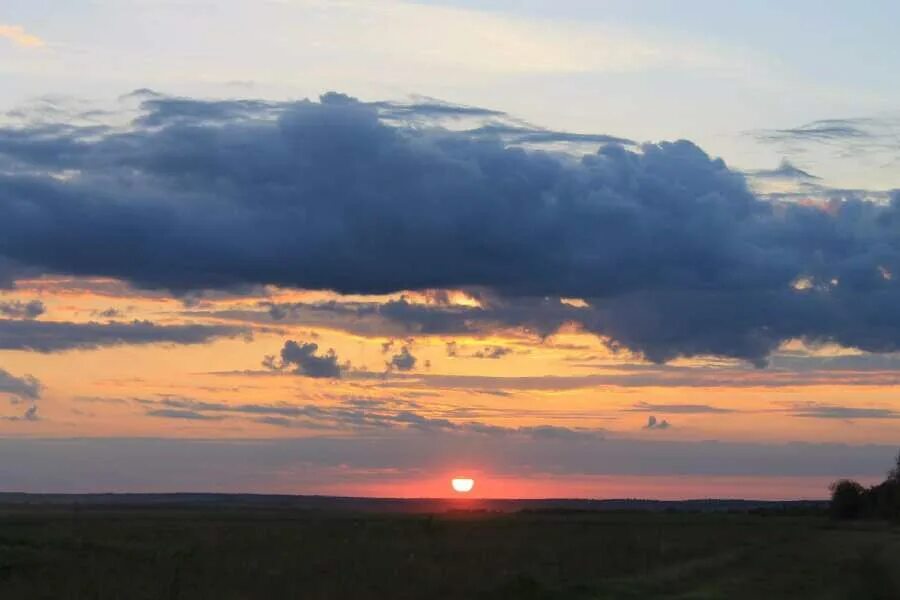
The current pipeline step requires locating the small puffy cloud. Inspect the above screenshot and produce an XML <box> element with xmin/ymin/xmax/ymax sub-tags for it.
<box><xmin>387</xmin><ymin>346</ymin><xmax>417</xmax><ymax>372</ymax></box>
<box><xmin>0</xmin><ymin>24</ymin><xmax>44</xmax><ymax>48</ymax></box>
<box><xmin>443</xmin><ymin>341</ymin><xmax>514</xmax><ymax>360</ymax></box>
<box><xmin>473</xmin><ymin>346</ymin><xmax>512</xmax><ymax>359</ymax></box>
<box><xmin>265</xmin><ymin>340</ymin><xmax>345</xmax><ymax>378</ymax></box>
<box><xmin>0</xmin><ymin>300</ymin><xmax>45</xmax><ymax>320</ymax></box>
<box><xmin>643</xmin><ymin>415</ymin><xmax>671</xmax><ymax>430</ymax></box>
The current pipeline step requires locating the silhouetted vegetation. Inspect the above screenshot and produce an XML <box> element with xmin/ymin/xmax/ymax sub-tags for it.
<box><xmin>830</xmin><ymin>450</ymin><xmax>900</xmax><ymax>521</ymax></box>
<box><xmin>829</xmin><ymin>479</ymin><xmax>866</xmax><ymax>519</ymax></box>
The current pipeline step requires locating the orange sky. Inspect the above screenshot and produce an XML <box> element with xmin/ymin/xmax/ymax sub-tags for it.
<box><xmin>0</xmin><ymin>277</ymin><xmax>897</xmax><ymax>499</ymax></box>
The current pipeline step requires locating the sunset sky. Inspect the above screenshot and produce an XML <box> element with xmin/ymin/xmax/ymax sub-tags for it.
<box><xmin>1</xmin><ymin>0</ymin><xmax>899</xmax><ymax>499</ymax></box>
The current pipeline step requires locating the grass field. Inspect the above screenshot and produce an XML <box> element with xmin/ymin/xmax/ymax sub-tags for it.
<box><xmin>0</xmin><ymin>504</ymin><xmax>898</xmax><ymax>599</ymax></box>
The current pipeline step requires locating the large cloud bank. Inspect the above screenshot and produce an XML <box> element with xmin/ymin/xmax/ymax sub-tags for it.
<box><xmin>1</xmin><ymin>92</ymin><xmax>899</xmax><ymax>364</ymax></box>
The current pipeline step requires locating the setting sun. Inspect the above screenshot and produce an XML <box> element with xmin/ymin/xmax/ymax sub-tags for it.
<box><xmin>451</xmin><ymin>478</ymin><xmax>475</xmax><ymax>494</ymax></box>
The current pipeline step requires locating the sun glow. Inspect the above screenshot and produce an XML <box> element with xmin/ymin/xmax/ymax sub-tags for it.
<box><xmin>451</xmin><ymin>477</ymin><xmax>475</xmax><ymax>493</ymax></box>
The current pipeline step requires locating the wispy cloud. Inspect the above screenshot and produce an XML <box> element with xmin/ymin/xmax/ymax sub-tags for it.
<box><xmin>273</xmin><ymin>0</ymin><xmax>735</xmax><ymax>76</ymax></box>
<box><xmin>629</xmin><ymin>401</ymin><xmax>735</xmax><ymax>415</ymax></box>
<box><xmin>755</xmin><ymin>119</ymin><xmax>873</xmax><ymax>143</ymax></box>
<box><xmin>134</xmin><ymin>395</ymin><xmax>603</xmax><ymax>440</ymax></box>
<box><xmin>749</xmin><ymin>114</ymin><xmax>900</xmax><ymax>192</ymax></box>
<box><xmin>0</xmin><ymin>24</ymin><xmax>44</xmax><ymax>48</ymax></box>
<box><xmin>787</xmin><ymin>402</ymin><xmax>900</xmax><ymax>421</ymax></box>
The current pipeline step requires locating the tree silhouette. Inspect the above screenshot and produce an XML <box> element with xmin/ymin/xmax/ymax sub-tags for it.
<box><xmin>829</xmin><ymin>450</ymin><xmax>900</xmax><ymax>521</ymax></box>
<box><xmin>829</xmin><ymin>479</ymin><xmax>865</xmax><ymax>519</ymax></box>
<box><xmin>888</xmin><ymin>450</ymin><xmax>900</xmax><ymax>484</ymax></box>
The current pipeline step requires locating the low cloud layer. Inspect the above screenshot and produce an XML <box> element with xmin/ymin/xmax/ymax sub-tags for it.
<box><xmin>3</xmin><ymin>93</ymin><xmax>900</xmax><ymax>364</ymax></box>
<box><xmin>0</xmin><ymin>436</ymin><xmax>894</xmax><ymax>497</ymax></box>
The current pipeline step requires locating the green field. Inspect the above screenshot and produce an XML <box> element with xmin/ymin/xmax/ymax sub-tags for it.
<box><xmin>0</xmin><ymin>506</ymin><xmax>898</xmax><ymax>599</ymax></box>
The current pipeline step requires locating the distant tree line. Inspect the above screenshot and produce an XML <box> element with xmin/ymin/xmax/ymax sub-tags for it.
<box><xmin>830</xmin><ymin>451</ymin><xmax>900</xmax><ymax>521</ymax></box>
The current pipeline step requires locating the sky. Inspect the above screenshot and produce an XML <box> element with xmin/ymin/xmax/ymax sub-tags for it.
<box><xmin>1</xmin><ymin>0</ymin><xmax>899</xmax><ymax>500</ymax></box>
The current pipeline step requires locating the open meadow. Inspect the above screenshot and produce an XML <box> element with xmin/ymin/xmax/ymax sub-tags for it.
<box><xmin>0</xmin><ymin>500</ymin><xmax>898</xmax><ymax>599</ymax></box>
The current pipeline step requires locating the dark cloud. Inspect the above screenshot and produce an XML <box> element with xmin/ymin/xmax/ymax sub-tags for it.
<box><xmin>0</xmin><ymin>259</ymin><xmax>23</xmax><ymax>289</ymax></box>
<box><xmin>4</xmin><ymin>93</ymin><xmax>900</xmax><ymax>364</ymax></box>
<box><xmin>643</xmin><ymin>415</ymin><xmax>671</xmax><ymax>430</ymax></box>
<box><xmin>0</xmin><ymin>367</ymin><xmax>41</xmax><ymax>400</ymax></box>
<box><xmin>0</xmin><ymin>319</ymin><xmax>248</xmax><ymax>352</ymax></box>
<box><xmin>264</xmin><ymin>340</ymin><xmax>345</xmax><ymax>378</ymax></box>
<box><xmin>463</xmin><ymin>124</ymin><xmax>634</xmax><ymax>146</ymax></box>
<box><xmin>373</xmin><ymin>96</ymin><xmax>635</xmax><ymax>147</ymax></box>
<box><xmin>373</xmin><ymin>98</ymin><xmax>507</xmax><ymax>119</ymax></box>
<box><xmin>134</xmin><ymin>97</ymin><xmax>283</xmax><ymax>127</ymax></box>
<box><xmin>254</xmin><ymin>296</ymin><xmax>583</xmax><ymax>338</ymax></box>
<box><xmin>0</xmin><ymin>300</ymin><xmax>45</xmax><ymax>319</ymax></box>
